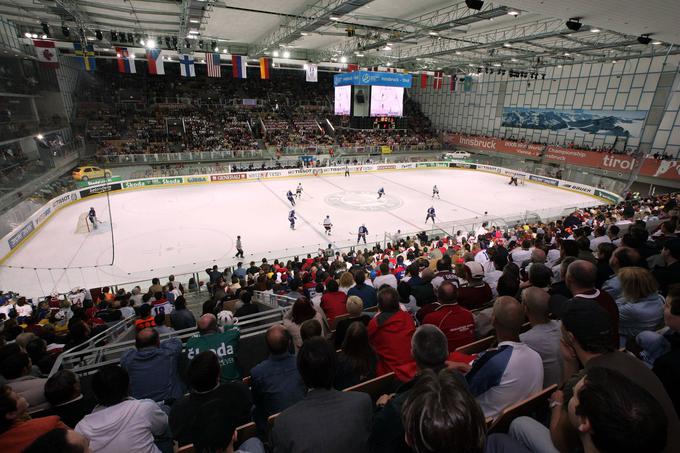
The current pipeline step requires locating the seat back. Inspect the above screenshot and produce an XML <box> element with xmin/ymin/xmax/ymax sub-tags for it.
<box><xmin>331</xmin><ymin>313</ymin><xmax>350</xmax><ymax>330</ymax></box>
<box><xmin>454</xmin><ymin>336</ymin><xmax>496</xmax><ymax>355</ymax></box>
<box><xmin>344</xmin><ymin>372</ymin><xmax>396</xmax><ymax>401</ymax></box>
<box><xmin>488</xmin><ymin>384</ymin><xmax>558</xmax><ymax>434</ymax></box>
<box><xmin>236</xmin><ymin>421</ymin><xmax>257</xmax><ymax>444</ymax></box>
<box><xmin>177</xmin><ymin>444</ymin><xmax>195</xmax><ymax>453</ymax></box>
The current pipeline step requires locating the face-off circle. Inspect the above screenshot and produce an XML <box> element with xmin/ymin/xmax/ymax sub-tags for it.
<box><xmin>324</xmin><ymin>191</ymin><xmax>403</xmax><ymax>211</ymax></box>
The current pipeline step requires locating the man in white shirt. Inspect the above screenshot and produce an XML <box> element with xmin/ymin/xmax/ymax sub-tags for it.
<box><xmin>76</xmin><ymin>365</ymin><xmax>169</xmax><ymax>453</ymax></box>
<box><xmin>519</xmin><ymin>288</ymin><xmax>563</xmax><ymax>388</ymax></box>
<box><xmin>510</xmin><ymin>240</ymin><xmax>532</xmax><ymax>265</ymax></box>
<box><xmin>465</xmin><ymin>296</ymin><xmax>543</xmax><ymax>419</ymax></box>
<box><xmin>372</xmin><ymin>262</ymin><xmax>398</xmax><ymax>290</ymax></box>
<box><xmin>589</xmin><ymin>226</ymin><xmax>612</xmax><ymax>252</ymax></box>
<box><xmin>475</xmin><ymin>222</ymin><xmax>489</xmax><ymax>239</ymax></box>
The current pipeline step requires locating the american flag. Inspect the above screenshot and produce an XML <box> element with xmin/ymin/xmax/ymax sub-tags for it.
<box><xmin>206</xmin><ymin>52</ymin><xmax>221</xmax><ymax>77</ymax></box>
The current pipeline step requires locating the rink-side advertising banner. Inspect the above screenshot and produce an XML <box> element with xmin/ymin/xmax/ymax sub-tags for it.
<box><xmin>449</xmin><ymin>162</ymin><xmax>477</xmax><ymax>169</ymax></box>
<box><xmin>334</xmin><ymin>71</ymin><xmax>412</xmax><ymax>88</ymax></box>
<box><xmin>444</xmin><ymin>133</ymin><xmax>680</xmax><ymax>182</ymax></box>
<box><xmin>8</xmin><ymin>223</ymin><xmax>34</xmax><ymax>250</ymax></box>
<box><xmin>80</xmin><ymin>183</ymin><xmax>122</xmax><ymax>198</ymax></box>
<box><xmin>211</xmin><ymin>173</ymin><xmax>247</xmax><ymax>181</ymax></box>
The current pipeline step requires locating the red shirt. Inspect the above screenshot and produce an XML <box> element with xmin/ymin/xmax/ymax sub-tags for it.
<box><xmin>368</xmin><ymin>310</ymin><xmax>416</xmax><ymax>376</ymax></box>
<box><xmin>320</xmin><ymin>291</ymin><xmax>348</xmax><ymax>323</ymax></box>
<box><xmin>423</xmin><ymin>304</ymin><xmax>475</xmax><ymax>352</ymax></box>
<box><xmin>0</xmin><ymin>416</ymin><xmax>66</xmax><ymax>453</ymax></box>
<box><xmin>135</xmin><ymin>316</ymin><xmax>156</xmax><ymax>331</ymax></box>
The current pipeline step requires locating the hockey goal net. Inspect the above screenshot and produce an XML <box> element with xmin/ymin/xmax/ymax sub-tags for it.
<box><xmin>75</xmin><ymin>212</ymin><xmax>91</xmax><ymax>234</ymax></box>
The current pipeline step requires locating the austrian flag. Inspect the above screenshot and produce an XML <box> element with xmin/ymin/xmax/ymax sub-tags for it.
<box><xmin>33</xmin><ymin>40</ymin><xmax>59</xmax><ymax>68</ymax></box>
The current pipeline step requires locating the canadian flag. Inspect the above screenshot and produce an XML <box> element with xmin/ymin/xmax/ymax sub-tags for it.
<box><xmin>433</xmin><ymin>71</ymin><xmax>443</xmax><ymax>89</ymax></box>
<box><xmin>33</xmin><ymin>40</ymin><xmax>59</xmax><ymax>68</ymax></box>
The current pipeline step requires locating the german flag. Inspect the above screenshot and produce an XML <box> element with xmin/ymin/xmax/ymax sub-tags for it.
<box><xmin>260</xmin><ymin>57</ymin><xmax>271</xmax><ymax>80</ymax></box>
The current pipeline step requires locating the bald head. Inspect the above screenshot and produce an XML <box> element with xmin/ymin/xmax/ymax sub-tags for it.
<box><xmin>135</xmin><ymin>328</ymin><xmax>159</xmax><ymax>349</ymax></box>
<box><xmin>421</xmin><ymin>269</ymin><xmax>435</xmax><ymax>282</ymax></box>
<box><xmin>265</xmin><ymin>324</ymin><xmax>289</xmax><ymax>355</ymax></box>
<box><xmin>197</xmin><ymin>314</ymin><xmax>218</xmax><ymax>334</ymax></box>
<box><xmin>492</xmin><ymin>296</ymin><xmax>525</xmax><ymax>336</ymax></box>
<box><xmin>437</xmin><ymin>281</ymin><xmax>458</xmax><ymax>304</ymax></box>
<box><xmin>565</xmin><ymin>259</ymin><xmax>597</xmax><ymax>293</ymax></box>
<box><xmin>521</xmin><ymin>287</ymin><xmax>551</xmax><ymax>320</ymax></box>
<box><xmin>531</xmin><ymin>248</ymin><xmax>546</xmax><ymax>264</ymax></box>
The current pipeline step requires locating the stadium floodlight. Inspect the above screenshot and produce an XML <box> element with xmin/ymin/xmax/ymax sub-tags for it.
<box><xmin>340</xmin><ymin>56</ymin><xmax>347</xmax><ymax>63</ymax></box>
<box><xmin>146</xmin><ymin>39</ymin><xmax>156</xmax><ymax>49</ymax></box>
<box><xmin>36</xmin><ymin>134</ymin><xmax>44</xmax><ymax>139</ymax></box>
<box><xmin>24</xmin><ymin>32</ymin><xmax>31</xmax><ymax>38</ymax></box>
<box><xmin>273</xmin><ymin>50</ymin><xmax>280</xmax><ymax>57</ymax></box>
<box><xmin>283</xmin><ymin>50</ymin><xmax>290</xmax><ymax>58</ymax></box>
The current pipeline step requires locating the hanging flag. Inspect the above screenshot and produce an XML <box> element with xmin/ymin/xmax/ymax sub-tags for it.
<box><xmin>146</xmin><ymin>48</ymin><xmax>164</xmax><ymax>75</ymax></box>
<box><xmin>73</xmin><ymin>43</ymin><xmax>96</xmax><ymax>72</ymax></box>
<box><xmin>433</xmin><ymin>71</ymin><xmax>443</xmax><ymax>89</ymax></box>
<box><xmin>206</xmin><ymin>52</ymin><xmax>221</xmax><ymax>77</ymax></box>
<box><xmin>259</xmin><ymin>57</ymin><xmax>271</xmax><ymax>80</ymax></box>
<box><xmin>179</xmin><ymin>54</ymin><xmax>195</xmax><ymax>77</ymax></box>
<box><xmin>450</xmin><ymin>75</ymin><xmax>456</xmax><ymax>92</ymax></box>
<box><xmin>420</xmin><ymin>73</ymin><xmax>428</xmax><ymax>89</ymax></box>
<box><xmin>463</xmin><ymin>75</ymin><xmax>473</xmax><ymax>92</ymax></box>
<box><xmin>346</xmin><ymin>63</ymin><xmax>359</xmax><ymax>72</ymax></box>
<box><xmin>116</xmin><ymin>47</ymin><xmax>136</xmax><ymax>74</ymax></box>
<box><xmin>305</xmin><ymin>63</ymin><xmax>318</xmax><ymax>82</ymax></box>
<box><xmin>232</xmin><ymin>55</ymin><xmax>247</xmax><ymax>79</ymax></box>
<box><xmin>33</xmin><ymin>39</ymin><xmax>59</xmax><ymax>68</ymax></box>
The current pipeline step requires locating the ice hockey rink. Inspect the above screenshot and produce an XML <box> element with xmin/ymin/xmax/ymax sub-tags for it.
<box><xmin>0</xmin><ymin>168</ymin><xmax>603</xmax><ymax>297</ymax></box>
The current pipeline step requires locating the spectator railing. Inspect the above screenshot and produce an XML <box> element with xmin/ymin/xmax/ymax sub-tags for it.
<box><xmin>98</xmin><ymin>149</ymin><xmax>266</xmax><ymax>165</ymax></box>
<box><xmin>48</xmin><ymin>305</ymin><xmax>288</xmax><ymax>377</ymax></box>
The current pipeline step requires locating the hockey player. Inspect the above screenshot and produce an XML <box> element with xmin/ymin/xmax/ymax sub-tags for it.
<box><xmin>425</xmin><ymin>206</ymin><xmax>436</xmax><ymax>224</ymax></box>
<box><xmin>377</xmin><ymin>187</ymin><xmax>385</xmax><ymax>199</ymax></box>
<box><xmin>289</xmin><ymin>210</ymin><xmax>297</xmax><ymax>230</ymax></box>
<box><xmin>88</xmin><ymin>207</ymin><xmax>98</xmax><ymax>230</ymax></box>
<box><xmin>357</xmin><ymin>224</ymin><xmax>368</xmax><ymax>244</ymax></box>
<box><xmin>234</xmin><ymin>235</ymin><xmax>244</xmax><ymax>258</ymax></box>
<box><xmin>287</xmin><ymin>190</ymin><xmax>296</xmax><ymax>206</ymax></box>
<box><xmin>296</xmin><ymin>183</ymin><xmax>303</xmax><ymax>198</ymax></box>
<box><xmin>323</xmin><ymin>215</ymin><xmax>333</xmax><ymax>236</ymax></box>
<box><xmin>432</xmin><ymin>185</ymin><xmax>440</xmax><ymax>199</ymax></box>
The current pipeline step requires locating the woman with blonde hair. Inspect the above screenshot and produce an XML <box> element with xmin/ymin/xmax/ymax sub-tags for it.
<box><xmin>338</xmin><ymin>271</ymin><xmax>355</xmax><ymax>294</ymax></box>
<box><xmin>616</xmin><ymin>266</ymin><xmax>664</xmax><ymax>342</ymax></box>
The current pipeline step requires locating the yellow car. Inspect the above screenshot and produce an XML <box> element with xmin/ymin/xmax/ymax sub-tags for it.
<box><xmin>72</xmin><ymin>166</ymin><xmax>112</xmax><ymax>181</ymax></box>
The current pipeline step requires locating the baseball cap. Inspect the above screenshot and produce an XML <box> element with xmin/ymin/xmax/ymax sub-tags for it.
<box><xmin>464</xmin><ymin>261</ymin><xmax>484</xmax><ymax>279</ymax></box>
<box><xmin>562</xmin><ymin>300</ymin><xmax>612</xmax><ymax>349</ymax></box>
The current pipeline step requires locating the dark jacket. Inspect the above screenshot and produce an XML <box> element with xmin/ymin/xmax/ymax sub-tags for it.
<box><xmin>334</xmin><ymin>315</ymin><xmax>372</xmax><ymax>349</ymax></box>
<box><xmin>120</xmin><ymin>337</ymin><xmax>184</xmax><ymax>402</ymax></box>
<box><xmin>347</xmin><ymin>284</ymin><xmax>378</xmax><ymax>309</ymax></box>
<box><xmin>250</xmin><ymin>353</ymin><xmax>305</xmax><ymax>422</ymax></box>
<box><xmin>170</xmin><ymin>308</ymin><xmax>196</xmax><ymax>331</ymax></box>
<box><xmin>272</xmin><ymin>388</ymin><xmax>372</xmax><ymax>453</ymax></box>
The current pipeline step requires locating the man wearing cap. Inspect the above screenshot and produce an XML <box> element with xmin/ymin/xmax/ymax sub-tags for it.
<box><xmin>457</xmin><ymin>262</ymin><xmax>493</xmax><ymax>310</ymax></box>
<box><xmin>652</xmin><ymin>238</ymin><xmax>680</xmax><ymax>297</ymax></box>
<box><xmin>559</xmin><ymin>300</ymin><xmax>680</xmax><ymax>452</ymax></box>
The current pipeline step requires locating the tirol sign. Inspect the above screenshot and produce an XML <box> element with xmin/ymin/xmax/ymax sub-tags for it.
<box><xmin>445</xmin><ymin>133</ymin><xmax>680</xmax><ymax>182</ymax></box>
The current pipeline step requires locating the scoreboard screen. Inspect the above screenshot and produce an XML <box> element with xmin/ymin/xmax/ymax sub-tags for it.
<box><xmin>369</xmin><ymin>86</ymin><xmax>404</xmax><ymax>117</ymax></box>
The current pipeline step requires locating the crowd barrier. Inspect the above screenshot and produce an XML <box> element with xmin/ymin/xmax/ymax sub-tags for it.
<box><xmin>0</xmin><ymin>161</ymin><xmax>622</xmax><ymax>297</ymax></box>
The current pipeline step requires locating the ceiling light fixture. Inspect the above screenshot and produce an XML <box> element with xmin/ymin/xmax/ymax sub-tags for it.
<box><xmin>272</xmin><ymin>50</ymin><xmax>279</xmax><ymax>57</ymax></box>
<box><xmin>493</xmin><ymin>63</ymin><xmax>501</xmax><ymax>67</ymax></box>
<box><xmin>503</xmin><ymin>43</ymin><xmax>512</xmax><ymax>47</ymax></box>
<box><xmin>340</xmin><ymin>56</ymin><xmax>347</xmax><ymax>63</ymax></box>
<box><xmin>283</xmin><ymin>50</ymin><xmax>290</xmax><ymax>58</ymax></box>
<box><xmin>428</xmin><ymin>31</ymin><xmax>438</xmax><ymax>36</ymax></box>
<box><xmin>189</xmin><ymin>19</ymin><xmax>200</xmax><ymax>24</ymax></box>
<box><xmin>301</xmin><ymin>32</ymin><xmax>309</xmax><ymax>36</ymax></box>
<box><xmin>590</xmin><ymin>28</ymin><xmax>601</xmax><ymax>33</ymax></box>
<box><xmin>507</xmin><ymin>10</ymin><xmax>519</xmax><ymax>16</ymax></box>
<box><xmin>330</xmin><ymin>16</ymin><xmax>340</xmax><ymax>21</ymax></box>
<box><xmin>652</xmin><ymin>40</ymin><xmax>662</xmax><ymax>45</ymax></box>
<box><xmin>355</xmin><ymin>52</ymin><xmax>364</xmax><ymax>57</ymax></box>
<box><xmin>188</xmin><ymin>30</ymin><xmax>199</xmax><ymax>35</ymax></box>
<box><xmin>565</xmin><ymin>18</ymin><xmax>582</xmax><ymax>31</ymax></box>
<box><xmin>146</xmin><ymin>39</ymin><xmax>156</xmax><ymax>48</ymax></box>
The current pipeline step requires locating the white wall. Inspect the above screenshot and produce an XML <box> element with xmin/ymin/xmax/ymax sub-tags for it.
<box><xmin>411</xmin><ymin>54</ymin><xmax>680</xmax><ymax>158</ymax></box>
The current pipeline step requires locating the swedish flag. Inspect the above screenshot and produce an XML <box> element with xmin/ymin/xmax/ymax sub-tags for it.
<box><xmin>73</xmin><ymin>43</ymin><xmax>96</xmax><ymax>72</ymax></box>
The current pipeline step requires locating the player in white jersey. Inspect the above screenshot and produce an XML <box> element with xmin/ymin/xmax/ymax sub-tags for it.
<box><xmin>323</xmin><ymin>215</ymin><xmax>333</xmax><ymax>236</ymax></box>
<box><xmin>296</xmin><ymin>183</ymin><xmax>303</xmax><ymax>198</ymax></box>
<box><xmin>377</xmin><ymin>187</ymin><xmax>385</xmax><ymax>199</ymax></box>
<box><xmin>432</xmin><ymin>185</ymin><xmax>440</xmax><ymax>199</ymax></box>
<box><xmin>289</xmin><ymin>210</ymin><xmax>297</xmax><ymax>230</ymax></box>
<box><xmin>425</xmin><ymin>206</ymin><xmax>436</xmax><ymax>224</ymax></box>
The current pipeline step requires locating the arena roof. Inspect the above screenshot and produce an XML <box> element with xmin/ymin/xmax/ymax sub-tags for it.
<box><xmin>2</xmin><ymin>0</ymin><xmax>680</xmax><ymax>73</ymax></box>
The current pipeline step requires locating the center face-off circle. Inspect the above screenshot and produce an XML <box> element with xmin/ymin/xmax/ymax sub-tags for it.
<box><xmin>324</xmin><ymin>191</ymin><xmax>404</xmax><ymax>211</ymax></box>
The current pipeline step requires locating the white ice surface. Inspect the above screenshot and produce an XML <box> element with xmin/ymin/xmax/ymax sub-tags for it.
<box><xmin>0</xmin><ymin>169</ymin><xmax>600</xmax><ymax>297</ymax></box>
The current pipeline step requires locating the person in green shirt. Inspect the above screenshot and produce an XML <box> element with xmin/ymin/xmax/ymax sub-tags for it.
<box><xmin>185</xmin><ymin>314</ymin><xmax>241</xmax><ymax>382</ymax></box>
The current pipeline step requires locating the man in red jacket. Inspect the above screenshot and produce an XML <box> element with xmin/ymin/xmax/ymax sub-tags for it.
<box><xmin>320</xmin><ymin>279</ymin><xmax>348</xmax><ymax>325</ymax></box>
<box><xmin>368</xmin><ymin>287</ymin><xmax>416</xmax><ymax>376</ymax></box>
<box><xmin>422</xmin><ymin>282</ymin><xmax>475</xmax><ymax>352</ymax></box>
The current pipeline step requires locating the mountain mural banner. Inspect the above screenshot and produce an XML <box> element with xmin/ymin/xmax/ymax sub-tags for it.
<box><xmin>501</xmin><ymin>107</ymin><xmax>647</xmax><ymax>138</ymax></box>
